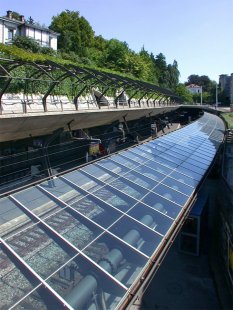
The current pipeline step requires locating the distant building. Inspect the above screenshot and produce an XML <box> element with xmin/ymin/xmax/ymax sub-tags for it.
<box><xmin>219</xmin><ymin>74</ymin><xmax>233</xmax><ymax>104</ymax></box>
<box><xmin>186</xmin><ymin>84</ymin><xmax>202</xmax><ymax>94</ymax></box>
<box><xmin>0</xmin><ymin>10</ymin><xmax>59</xmax><ymax>50</ymax></box>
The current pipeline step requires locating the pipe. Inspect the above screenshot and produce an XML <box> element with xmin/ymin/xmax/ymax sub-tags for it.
<box><xmin>66</xmin><ymin>214</ymin><xmax>153</xmax><ymax>309</ymax></box>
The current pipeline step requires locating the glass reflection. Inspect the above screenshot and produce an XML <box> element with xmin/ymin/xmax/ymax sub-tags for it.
<box><xmin>0</xmin><ymin>244</ymin><xmax>40</xmax><ymax>309</ymax></box>
<box><xmin>0</xmin><ymin>197</ymin><xmax>33</xmax><ymax>237</ymax></box>
<box><xmin>44</xmin><ymin>208</ymin><xmax>103</xmax><ymax>250</ymax></box>
<box><xmin>40</xmin><ymin>178</ymin><xmax>85</xmax><ymax>205</ymax></box>
<box><xmin>94</xmin><ymin>185</ymin><xmax>137</xmax><ymax>212</ymax></box>
<box><xmin>13</xmin><ymin>187</ymin><xmax>63</xmax><ymax>217</ymax></box>
<box><xmin>153</xmin><ymin>184</ymin><xmax>189</xmax><ymax>206</ymax></box>
<box><xmin>4</xmin><ymin>223</ymin><xmax>76</xmax><ymax>279</ymax></box>
<box><xmin>83</xmin><ymin>233</ymin><xmax>147</xmax><ymax>287</ymax></box>
<box><xmin>46</xmin><ymin>254</ymin><xmax>126</xmax><ymax>310</ymax></box>
<box><xmin>70</xmin><ymin>195</ymin><xmax>122</xmax><ymax>227</ymax></box>
<box><xmin>109</xmin><ymin>177</ymin><xmax>147</xmax><ymax>200</ymax></box>
<box><xmin>109</xmin><ymin>216</ymin><xmax>162</xmax><ymax>256</ymax></box>
<box><xmin>128</xmin><ymin>203</ymin><xmax>173</xmax><ymax>235</ymax></box>
<box><xmin>142</xmin><ymin>192</ymin><xmax>182</xmax><ymax>218</ymax></box>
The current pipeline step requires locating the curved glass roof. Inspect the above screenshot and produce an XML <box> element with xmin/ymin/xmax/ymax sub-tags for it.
<box><xmin>0</xmin><ymin>112</ymin><xmax>225</xmax><ymax>310</ymax></box>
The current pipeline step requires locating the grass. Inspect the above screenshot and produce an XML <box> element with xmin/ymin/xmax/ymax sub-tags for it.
<box><xmin>221</xmin><ymin>112</ymin><xmax>233</xmax><ymax>129</ymax></box>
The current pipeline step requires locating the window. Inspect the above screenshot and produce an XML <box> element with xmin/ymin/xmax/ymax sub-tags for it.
<box><xmin>8</xmin><ymin>29</ymin><xmax>14</xmax><ymax>40</ymax></box>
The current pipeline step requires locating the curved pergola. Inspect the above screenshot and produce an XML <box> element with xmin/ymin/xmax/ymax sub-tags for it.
<box><xmin>0</xmin><ymin>57</ymin><xmax>181</xmax><ymax>114</ymax></box>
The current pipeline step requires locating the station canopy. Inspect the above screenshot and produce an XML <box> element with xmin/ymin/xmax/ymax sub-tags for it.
<box><xmin>0</xmin><ymin>112</ymin><xmax>225</xmax><ymax>310</ymax></box>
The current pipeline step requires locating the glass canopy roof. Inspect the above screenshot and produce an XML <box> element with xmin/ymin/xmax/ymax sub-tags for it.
<box><xmin>0</xmin><ymin>112</ymin><xmax>225</xmax><ymax>310</ymax></box>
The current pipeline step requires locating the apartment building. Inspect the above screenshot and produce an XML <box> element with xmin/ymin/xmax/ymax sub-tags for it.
<box><xmin>0</xmin><ymin>10</ymin><xmax>59</xmax><ymax>50</ymax></box>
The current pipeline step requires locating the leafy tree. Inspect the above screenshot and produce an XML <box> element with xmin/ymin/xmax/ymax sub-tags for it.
<box><xmin>27</xmin><ymin>16</ymin><xmax>35</xmax><ymax>24</ymax></box>
<box><xmin>166</xmin><ymin>60</ymin><xmax>180</xmax><ymax>90</ymax></box>
<box><xmin>11</xmin><ymin>11</ymin><xmax>20</xmax><ymax>20</ymax></box>
<box><xmin>102</xmin><ymin>39</ymin><xmax>129</xmax><ymax>69</ymax></box>
<box><xmin>154</xmin><ymin>53</ymin><xmax>168</xmax><ymax>87</ymax></box>
<box><xmin>175</xmin><ymin>84</ymin><xmax>193</xmax><ymax>103</ymax></box>
<box><xmin>186</xmin><ymin>74</ymin><xmax>217</xmax><ymax>103</ymax></box>
<box><xmin>49</xmin><ymin>10</ymin><xmax>94</xmax><ymax>57</ymax></box>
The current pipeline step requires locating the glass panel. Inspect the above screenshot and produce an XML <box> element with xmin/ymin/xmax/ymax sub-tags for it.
<box><xmin>97</xmin><ymin>159</ymin><xmax>130</xmax><ymax>174</ymax></box>
<box><xmin>15</xmin><ymin>285</ymin><xmax>65</xmax><ymax>310</ymax></box>
<box><xmin>132</xmin><ymin>147</ymin><xmax>157</xmax><ymax>160</ymax></box>
<box><xmin>134</xmin><ymin>165</ymin><xmax>166</xmax><ymax>182</ymax></box>
<box><xmin>128</xmin><ymin>203</ymin><xmax>174</xmax><ymax>235</ymax></box>
<box><xmin>153</xmin><ymin>184</ymin><xmax>189</xmax><ymax>206</ymax></box>
<box><xmin>142</xmin><ymin>192</ymin><xmax>182</xmax><ymax>218</ymax></box>
<box><xmin>195</xmin><ymin>150</ymin><xmax>214</xmax><ymax>161</ymax></box>
<box><xmin>169</xmin><ymin>171</ymin><xmax>198</xmax><ymax>187</ymax></box>
<box><xmin>39</xmin><ymin>178</ymin><xmax>86</xmax><ymax>205</ymax></box>
<box><xmin>81</xmin><ymin>164</ymin><xmax>118</xmax><ymax>183</ymax></box>
<box><xmin>185</xmin><ymin>158</ymin><xmax>209</xmax><ymax>170</ymax></box>
<box><xmin>123</xmin><ymin>170</ymin><xmax>159</xmax><ymax>189</ymax></box>
<box><xmin>161</xmin><ymin>177</ymin><xmax>194</xmax><ymax>196</ymax></box>
<box><xmin>4</xmin><ymin>223</ymin><xmax>77</xmax><ymax>279</ymax></box>
<box><xmin>109</xmin><ymin>177</ymin><xmax>148</xmax><ymax>199</ymax></box>
<box><xmin>123</xmin><ymin>149</ymin><xmax>148</xmax><ymax>163</ymax></box>
<box><xmin>0</xmin><ymin>197</ymin><xmax>33</xmax><ymax>237</ymax></box>
<box><xmin>13</xmin><ymin>187</ymin><xmax>63</xmax><ymax>217</ymax></box>
<box><xmin>172</xmin><ymin>146</ymin><xmax>193</xmax><ymax>156</ymax></box>
<box><xmin>166</xmin><ymin>149</ymin><xmax>187</xmax><ymax>161</ymax></box>
<box><xmin>44</xmin><ymin>208</ymin><xmax>103</xmax><ymax>250</ymax></box>
<box><xmin>158</xmin><ymin>153</ymin><xmax>183</xmax><ymax>165</ymax></box>
<box><xmin>0</xmin><ymin>243</ymin><xmax>40</xmax><ymax>309</ymax></box>
<box><xmin>155</xmin><ymin>139</ymin><xmax>175</xmax><ymax>147</ymax></box>
<box><xmin>200</xmin><ymin>143</ymin><xmax>216</xmax><ymax>153</ymax></box>
<box><xmin>175</xmin><ymin>166</ymin><xmax>202</xmax><ymax>181</ymax></box>
<box><xmin>83</xmin><ymin>233</ymin><xmax>147</xmax><ymax>287</ymax></box>
<box><xmin>109</xmin><ymin>216</ymin><xmax>162</xmax><ymax>256</ymax></box>
<box><xmin>94</xmin><ymin>185</ymin><xmax>137</xmax><ymax>212</ymax></box>
<box><xmin>144</xmin><ymin>161</ymin><xmax>173</xmax><ymax>175</ymax></box>
<box><xmin>180</xmin><ymin>163</ymin><xmax>205</xmax><ymax>176</ymax></box>
<box><xmin>111</xmin><ymin>154</ymin><xmax>140</xmax><ymax>169</ymax></box>
<box><xmin>70</xmin><ymin>195</ymin><xmax>122</xmax><ymax>228</ymax></box>
<box><xmin>138</xmin><ymin>144</ymin><xmax>166</xmax><ymax>155</ymax></box>
<box><xmin>63</xmin><ymin>170</ymin><xmax>103</xmax><ymax>193</ymax></box>
<box><xmin>189</xmin><ymin>155</ymin><xmax>210</xmax><ymax>166</ymax></box>
<box><xmin>46</xmin><ymin>254</ymin><xmax>126</xmax><ymax>310</ymax></box>
<box><xmin>152</xmin><ymin>156</ymin><xmax>178</xmax><ymax>169</ymax></box>
<box><xmin>146</xmin><ymin>142</ymin><xmax>169</xmax><ymax>152</ymax></box>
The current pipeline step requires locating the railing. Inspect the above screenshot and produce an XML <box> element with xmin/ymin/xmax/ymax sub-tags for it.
<box><xmin>0</xmin><ymin>93</ymin><xmax>178</xmax><ymax>115</ymax></box>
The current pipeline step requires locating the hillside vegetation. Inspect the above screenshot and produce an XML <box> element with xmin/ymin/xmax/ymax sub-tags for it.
<box><xmin>0</xmin><ymin>9</ymin><xmax>195</xmax><ymax>102</ymax></box>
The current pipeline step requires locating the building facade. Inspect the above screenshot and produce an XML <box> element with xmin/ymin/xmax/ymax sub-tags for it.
<box><xmin>219</xmin><ymin>74</ymin><xmax>233</xmax><ymax>104</ymax></box>
<box><xmin>186</xmin><ymin>84</ymin><xmax>202</xmax><ymax>94</ymax></box>
<box><xmin>0</xmin><ymin>10</ymin><xmax>59</xmax><ymax>50</ymax></box>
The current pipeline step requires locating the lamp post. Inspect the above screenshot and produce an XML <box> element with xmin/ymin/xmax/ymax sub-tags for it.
<box><xmin>200</xmin><ymin>86</ymin><xmax>203</xmax><ymax>105</ymax></box>
<box><xmin>215</xmin><ymin>83</ymin><xmax>218</xmax><ymax>109</ymax></box>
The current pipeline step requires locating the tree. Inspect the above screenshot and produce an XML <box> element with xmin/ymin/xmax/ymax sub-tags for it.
<box><xmin>175</xmin><ymin>84</ymin><xmax>193</xmax><ymax>103</ymax></box>
<box><xmin>11</xmin><ymin>11</ymin><xmax>20</xmax><ymax>20</ymax></box>
<box><xmin>27</xmin><ymin>16</ymin><xmax>35</xmax><ymax>24</ymax></box>
<box><xmin>186</xmin><ymin>74</ymin><xmax>217</xmax><ymax>103</ymax></box>
<box><xmin>49</xmin><ymin>10</ymin><xmax>94</xmax><ymax>56</ymax></box>
<box><xmin>101</xmin><ymin>39</ymin><xmax>129</xmax><ymax>70</ymax></box>
<box><xmin>167</xmin><ymin>60</ymin><xmax>180</xmax><ymax>90</ymax></box>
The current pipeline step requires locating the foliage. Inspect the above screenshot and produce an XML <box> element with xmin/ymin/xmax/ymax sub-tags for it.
<box><xmin>11</xmin><ymin>11</ymin><xmax>21</xmax><ymax>20</ymax></box>
<box><xmin>12</xmin><ymin>36</ymin><xmax>56</xmax><ymax>56</ymax></box>
<box><xmin>49</xmin><ymin>10</ymin><xmax>94</xmax><ymax>57</ymax></box>
<box><xmin>27</xmin><ymin>16</ymin><xmax>35</xmax><ymax>24</ymax></box>
<box><xmin>13</xmin><ymin>36</ymin><xmax>41</xmax><ymax>53</ymax></box>
<box><xmin>221</xmin><ymin>113</ymin><xmax>233</xmax><ymax>129</ymax></box>
<box><xmin>175</xmin><ymin>84</ymin><xmax>193</xmax><ymax>103</ymax></box>
<box><xmin>185</xmin><ymin>74</ymin><xmax>218</xmax><ymax>104</ymax></box>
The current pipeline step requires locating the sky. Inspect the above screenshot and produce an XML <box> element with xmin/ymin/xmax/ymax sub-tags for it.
<box><xmin>1</xmin><ymin>0</ymin><xmax>233</xmax><ymax>83</ymax></box>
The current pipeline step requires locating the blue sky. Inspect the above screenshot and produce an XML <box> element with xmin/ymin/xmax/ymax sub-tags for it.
<box><xmin>1</xmin><ymin>0</ymin><xmax>233</xmax><ymax>83</ymax></box>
